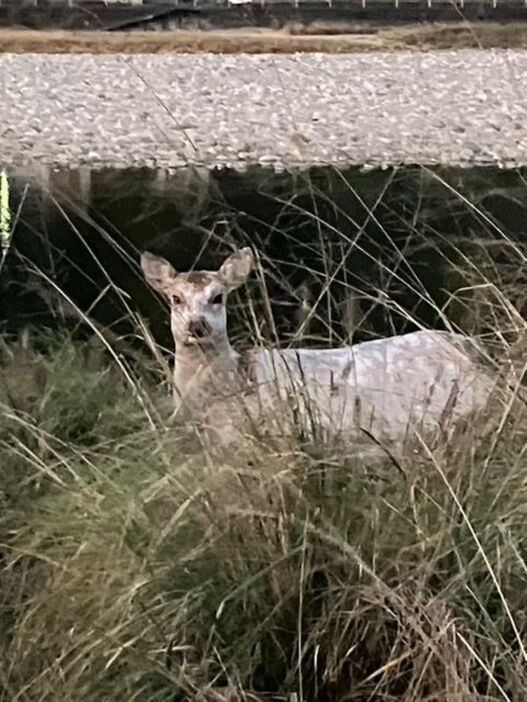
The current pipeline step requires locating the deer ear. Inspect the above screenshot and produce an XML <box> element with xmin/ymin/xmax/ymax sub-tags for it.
<box><xmin>141</xmin><ymin>252</ymin><xmax>177</xmax><ymax>294</ymax></box>
<box><xmin>219</xmin><ymin>247</ymin><xmax>254</xmax><ymax>291</ymax></box>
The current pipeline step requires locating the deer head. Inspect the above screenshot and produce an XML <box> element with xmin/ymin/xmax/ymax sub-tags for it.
<box><xmin>141</xmin><ymin>247</ymin><xmax>254</xmax><ymax>352</ymax></box>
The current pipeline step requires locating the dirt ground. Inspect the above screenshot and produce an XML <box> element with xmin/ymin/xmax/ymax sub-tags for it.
<box><xmin>1</xmin><ymin>21</ymin><xmax>527</xmax><ymax>54</ymax></box>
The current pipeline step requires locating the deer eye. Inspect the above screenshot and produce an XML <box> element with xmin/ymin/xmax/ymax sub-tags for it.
<box><xmin>209</xmin><ymin>293</ymin><xmax>223</xmax><ymax>305</ymax></box>
<box><xmin>171</xmin><ymin>294</ymin><xmax>183</xmax><ymax>305</ymax></box>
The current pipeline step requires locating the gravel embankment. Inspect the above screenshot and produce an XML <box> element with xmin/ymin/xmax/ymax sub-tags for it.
<box><xmin>2</xmin><ymin>50</ymin><xmax>527</xmax><ymax>172</ymax></box>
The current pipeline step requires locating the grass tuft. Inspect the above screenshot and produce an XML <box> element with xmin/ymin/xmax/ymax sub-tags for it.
<box><xmin>1</xmin><ymin>331</ymin><xmax>527</xmax><ymax>701</ymax></box>
<box><xmin>2</xmin><ymin>164</ymin><xmax>527</xmax><ymax>701</ymax></box>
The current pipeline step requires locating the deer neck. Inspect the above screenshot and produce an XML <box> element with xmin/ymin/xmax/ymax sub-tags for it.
<box><xmin>173</xmin><ymin>340</ymin><xmax>240</xmax><ymax>406</ymax></box>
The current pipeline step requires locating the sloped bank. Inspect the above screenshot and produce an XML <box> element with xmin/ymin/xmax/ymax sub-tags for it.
<box><xmin>2</xmin><ymin>50</ymin><xmax>527</xmax><ymax>347</ymax></box>
<box><xmin>2</xmin><ymin>52</ymin><xmax>527</xmax><ymax>172</ymax></box>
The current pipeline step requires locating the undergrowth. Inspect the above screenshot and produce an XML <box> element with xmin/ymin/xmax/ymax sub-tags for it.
<box><xmin>1</xmin><ymin>164</ymin><xmax>527</xmax><ymax>701</ymax></box>
<box><xmin>0</xmin><ymin>328</ymin><xmax>526</xmax><ymax>702</ymax></box>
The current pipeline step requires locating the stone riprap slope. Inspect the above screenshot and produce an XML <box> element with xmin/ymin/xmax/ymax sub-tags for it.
<box><xmin>2</xmin><ymin>50</ymin><xmax>527</xmax><ymax>172</ymax></box>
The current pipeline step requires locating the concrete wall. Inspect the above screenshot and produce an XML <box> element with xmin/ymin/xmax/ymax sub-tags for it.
<box><xmin>1</xmin><ymin>0</ymin><xmax>527</xmax><ymax>30</ymax></box>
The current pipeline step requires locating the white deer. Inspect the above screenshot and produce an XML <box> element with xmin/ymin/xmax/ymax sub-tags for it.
<box><xmin>141</xmin><ymin>247</ymin><xmax>495</xmax><ymax>449</ymax></box>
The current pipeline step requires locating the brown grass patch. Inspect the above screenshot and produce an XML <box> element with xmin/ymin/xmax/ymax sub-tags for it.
<box><xmin>1</xmin><ymin>21</ymin><xmax>527</xmax><ymax>54</ymax></box>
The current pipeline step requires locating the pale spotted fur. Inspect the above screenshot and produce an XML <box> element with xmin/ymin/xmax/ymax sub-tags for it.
<box><xmin>141</xmin><ymin>248</ymin><xmax>495</xmax><ymax>448</ymax></box>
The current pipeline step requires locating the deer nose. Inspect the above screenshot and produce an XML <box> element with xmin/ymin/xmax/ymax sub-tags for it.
<box><xmin>188</xmin><ymin>318</ymin><xmax>212</xmax><ymax>339</ymax></box>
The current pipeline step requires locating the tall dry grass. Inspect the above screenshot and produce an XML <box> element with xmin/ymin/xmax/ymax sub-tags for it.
<box><xmin>1</xmin><ymin>168</ymin><xmax>527</xmax><ymax>702</ymax></box>
<box><xmin>3</xmin><ymin>21</ymin><xmax>527</xmax><ymax>54</ymax></box>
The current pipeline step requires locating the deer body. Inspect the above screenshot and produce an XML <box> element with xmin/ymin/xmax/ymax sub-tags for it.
<box><xmin>246</xmin><ymin>332</ymin><xmax>491</xmax><ymax>443</ymax></box>
<box><xmin>141</xmin><ymin>248</ymin><xmax>494</xmax><ymax>448</ymax></box>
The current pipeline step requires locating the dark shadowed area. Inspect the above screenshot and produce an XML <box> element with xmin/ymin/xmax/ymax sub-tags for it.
<box><xmin>3</xmin><ymin>164</ymin><xmax>527</xmax><ymax>351</ymax></box>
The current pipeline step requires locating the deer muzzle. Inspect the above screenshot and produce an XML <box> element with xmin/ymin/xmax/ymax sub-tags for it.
<box><xmin>186</xmin><ymin>318</ymin><xmax>213</xmax><ymax>344</ymax></box>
